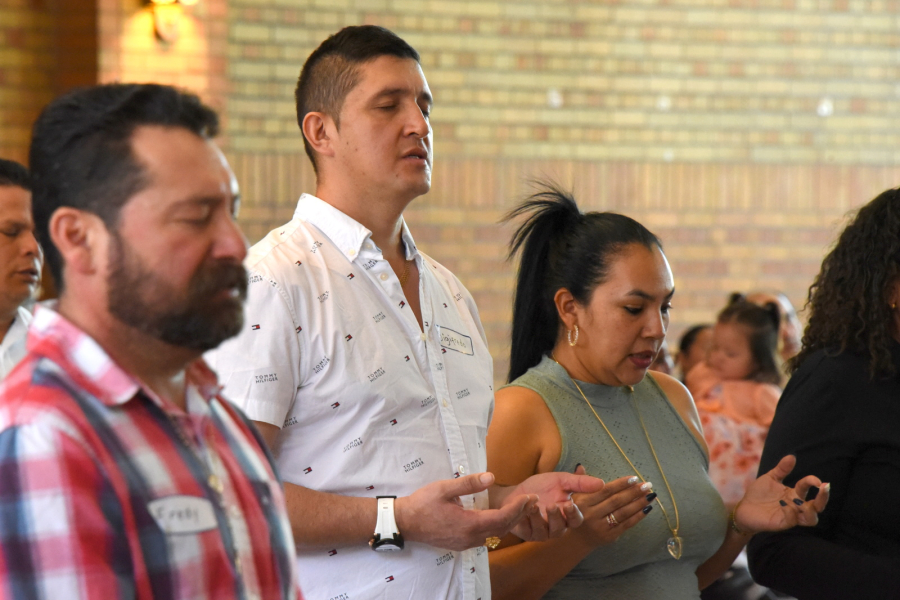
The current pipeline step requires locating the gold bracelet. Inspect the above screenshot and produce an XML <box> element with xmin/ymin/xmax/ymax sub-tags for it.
<box><xmin>730</xmin><ymin>500</ymin><xmax>750</xmax><ymax>536</ymax></box>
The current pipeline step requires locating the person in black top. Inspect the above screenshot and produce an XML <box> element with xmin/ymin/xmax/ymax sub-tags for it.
<box><xmin>748</xmin><ymin>187</ymin><xmax>900</xmax><ymax>599</ymax></box>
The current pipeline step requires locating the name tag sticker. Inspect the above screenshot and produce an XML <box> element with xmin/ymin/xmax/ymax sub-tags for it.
<box><xmin>437</xmin><ymin>326</ymin><xmax>474</xmax><ymax>356</ymax></box>
<box><xmin>148</xmin><ymin>495</ymin><xmax>219</xmax><ymax>535</ymax></box>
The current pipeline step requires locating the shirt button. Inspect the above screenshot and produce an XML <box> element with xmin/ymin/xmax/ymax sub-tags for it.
<box><xmin>458</xmin><ymin>465</ymin><xmax>466</xmax><ymax>474</ymax></box>
<box><xmin>364</xmin><ymin>242</ymin><xmax>374</xmax><ymax>251</ymax></box>
<box><xmin>442</xmin><ymin>399</ymin><xmax>448</xmax><ymax>407</ymax></box>
<box><xmin>234</xmin><ymin>556</ymin><xmax>242</xmax><ymax>574</ymax></box>
<box><xmin>380</xmin><ymin>273</ymin><xmax>388</xmax><ymax>281</ymax></box>
<box><xmin>348</xmin><ymin>249</ymin><xmax>356</xmax><ymax>257</ymax></box>
<box><xmin>420</xmin><ymin>333</ymin><xmax>427</xmax><ymax>341</ymax></box>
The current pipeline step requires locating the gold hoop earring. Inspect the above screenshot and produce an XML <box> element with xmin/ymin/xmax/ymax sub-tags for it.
<box><xmin>892</xmin><ymin>303</ymin><xmax>897</xmax><ymax>310</ymax></box>
<box><xmin>567</xmin><ymin>324</ymin><xmax>579</xmax><ymax>347</ymax></box>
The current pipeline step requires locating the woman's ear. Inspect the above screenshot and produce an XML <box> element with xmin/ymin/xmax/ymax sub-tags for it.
<box><xmin>554</xmin><ymin>288</ymin><xmax>579</xmax><ymax>330</ymax></box>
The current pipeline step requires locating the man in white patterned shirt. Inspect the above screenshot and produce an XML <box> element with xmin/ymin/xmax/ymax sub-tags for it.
<box><xmin>208</xmin><ymin>25</ymin><xmax>603</xmax><ymax>600</ymax></box>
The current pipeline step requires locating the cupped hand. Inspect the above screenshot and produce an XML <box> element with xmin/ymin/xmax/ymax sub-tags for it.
<box><xmin>500</xmin><ymin>468</ymin><xmax>606</xmax><ymax>541</ymax></box>
<box><xmin>568</xmin><ymin>470</ymin><xmax>653</xmax><ymax>549</ymax></box>
<box><xmin>734</xmin><ymin>454</ymin><xmax>830</xmax><ymax>535</ymax></box>
<box><xmin>395</xmin><ymin>472</ymin><xmax>541</xmax><ymax>551</ymax></box>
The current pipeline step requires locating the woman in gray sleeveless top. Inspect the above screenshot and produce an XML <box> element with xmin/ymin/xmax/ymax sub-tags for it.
<box><xmin>486</xmin><ymin>186</ymin><xmax>831</xmax><ymax>600</ymax></box>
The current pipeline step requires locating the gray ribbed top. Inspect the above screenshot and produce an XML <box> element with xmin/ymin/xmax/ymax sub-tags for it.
<box><xmin>505</xmin><ymin>355</ymin><xmax>727</xmax><ymax>600</ymax></box>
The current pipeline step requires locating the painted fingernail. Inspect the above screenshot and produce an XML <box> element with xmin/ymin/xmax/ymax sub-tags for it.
<box><xmin>646</xmin><ymin>492</ymin><xmax>657</xmax><ymax>502</ymax></box>
<box><xmin>628</xmin><ymin>476</ymin><xmax>639</xmax><ymax>485</ymax></box>
<box><xmin>642</xmin><ymin>505</ymin><xmax>653</xmax><ymax>514</ymax></box>
<box><xmin>640</xmin><ymin>482</ymin><xmax>653</xmax><ymax>492</ymax></box>
<box><xmin>573</xmin><ymin>463</ymin><xmax>582</xmax><ymax>472</ymax></box>
<box><xmin>793</xmin><ymin>499</ymin><xmax>804</xmax><ymax>506</ymax></box>
<box><xmin>779</xmin><ymin>500</ymin><xmax>788</xmax><ymax>507</ymax></box>
<box><xmin>821</xmin><ymin>483</ymin><xmax>831</xmax><ymax>493</ymax></box>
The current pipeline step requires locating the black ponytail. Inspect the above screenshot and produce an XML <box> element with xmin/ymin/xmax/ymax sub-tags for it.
<box><xmin>504</xmin><ymin>183</ymin><xmax>662</xmax><ymax>382</ymax></box>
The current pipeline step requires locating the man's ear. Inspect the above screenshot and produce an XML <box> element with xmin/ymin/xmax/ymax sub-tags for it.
<box><xmin>48</xmin><ymin>208</ymin><xmax>106</xmax><ymax>277</ymax></box>
<box><xmin>302</xmin><ymin>111</ymin><xmax>337</xmax><ymax>159</ymax></box>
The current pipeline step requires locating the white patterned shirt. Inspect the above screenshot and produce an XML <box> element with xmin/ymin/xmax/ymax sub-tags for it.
<box><xmin>0</xmin><ymin>306</ymin><xmax>32</xmax><ymax>380</ymax></box>
<box><xmin>207</xmin><ymin>194</ymin><xmax>494</xmax><ymax>600</ymax></box>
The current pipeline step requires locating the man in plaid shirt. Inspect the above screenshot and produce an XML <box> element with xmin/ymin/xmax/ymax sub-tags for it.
<box><xmin>0</xmin><ymin>84</ymin><xmax>299</xmax><ymax>599</ymax></box>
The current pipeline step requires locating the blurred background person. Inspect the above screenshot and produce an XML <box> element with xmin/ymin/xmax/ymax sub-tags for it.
<box><xmin>678</xmin><ymin>324</ymin><xmax>713</xmax><ymax>382</ymax></box>
<box><xmin>746</xmin><ymin>291</ymin><xmax>802</xmax><ymax>365</ymax></box>
<box><xmin>650</xmin><ymin>339</ymin><xmax>675</xmax><ymax>375</ymax></box>
<box><xmin>687</xmin><ymin>294</ymin><xmax>784</xmax><ymax>600</ymax></box>
<box><xmin>748</xmin><ymin>188</ymin><xmax>900</xmax><ymax>599</ymax></box>
<box><xmin>0</xmin><ymin>158</ymin><xmax>42</xmax><ymax>380</ymax></box>
<box><xmin>687</xmin><ymin>294</ymin><xmax>782</xmax><ymax>506</ymax></box>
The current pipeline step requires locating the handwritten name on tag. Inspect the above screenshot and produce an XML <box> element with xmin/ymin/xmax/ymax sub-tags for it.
<box><xmin>437</xmin><ymin>326</ymin><xmax>474</xmax><ymax>356</ymax></box>
<box><xmin>148</xmin><ymin>495</ymin><xmax>219</xmax><ymax>535</ymax></box>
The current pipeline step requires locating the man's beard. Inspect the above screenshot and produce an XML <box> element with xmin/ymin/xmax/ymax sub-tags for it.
<box><xmin>106</xmin><ymin>234</ymin><xmax>248</xmax><ymax>351</ymax></box>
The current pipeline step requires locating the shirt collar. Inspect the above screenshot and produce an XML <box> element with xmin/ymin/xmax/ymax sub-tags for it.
<box><xmin>293</xmin><ymin>193</ymin><xmax>421</xmax><ymax>262</ymax></box>
<box><xmin>27</xmin><ymin>305</ymin><xmax>221</xmax><ymax>409</ymax></box>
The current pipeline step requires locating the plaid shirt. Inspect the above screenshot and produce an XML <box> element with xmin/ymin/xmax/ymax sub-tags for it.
<box><xmin>0</xmin><ymin>306</ymin><xmax>299</xmax><ymax>599</ymax></box>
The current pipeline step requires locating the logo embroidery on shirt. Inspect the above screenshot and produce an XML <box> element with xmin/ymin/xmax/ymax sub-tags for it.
<box><xmin>313</xmin><ymin>356</ymin><xmax>330</xmax><ymax>374</ymax></box>
<box><xmin>363</xmin><ymin>259</ymin><xmax>377</xmax><ymax>270</ymax></box>
<box><xmin>296</xmin><ymin>325</ymin><xmax>303</xmax><ymax>333</ymax></box>
<box><xmin>367</xmin><ymin>367</ymin><xmax>385</xmax><ymax>382</ymax></box>
<box><xmin>398</xmin><ymin>300</ymin><xmax>406</xmax><ymax>309</ymax></box>
<box><xmin>328</xmin><ymin>550</ymin><xmax>338</xmax><ymax>557</ymax></box>
<box><xmin>347</xmin><ymin>273</ymin><xmax>355</xmax><ymax>280</ymax></box>
<box><xmin>435</xmin><ymin>552</ymin><xmax>454</xmax><ymax>566</ymax></box>
<box><xmin>254</xmin><ymin>373</ymin><xmax>278</xmax><ymax>383</ymax></box>
<box><xmin>389</xmin><ymin>419</ymin><xmax>398</xmax><ymax>426</ymax></box>
<box><xmin>318</xmin><ymin>291</ymin><xmax>330</xmax><ymax>303</ymax></box>
<box><xmin>249</xmin><ymin>274</ymin><xmax>264</xmax><ymax>284</ymax></box>
<box><xmin>403</xmin><ymin>458</ymin><xmax>424</xmax><ymax>473</ymax></box>
<box><xmin>295</xmin><ymin>260</ymin><xmax>302</xmax><ymax>266</ymax></box>
<box><xmin>365</xmin><ymin>485</ymin><xmax>375</xmax><ymax>491</ymax></box>
<box><xmin>343</xmin><ymin>438</ymin><xmax>363</xmax><ymax>452</ymax></box>
<box><xmin>284</xmin><ymin>416</ymin><xmax>298</xmax><ymax>427</ymax></box>
<box><xmin>251</xmin><ymin>324</ymin><xmax>260</xmax><ymax>330</ymax></box>
<box><xmin>421</xmin><ymin>395</ymin><xmax>436</xmax><ymax>408</ymax></box>
<box><xmin>456</xmin><ymin>388</ymin><xmax>470</xmax><ymax>399</ymax></box>
<box><xmin>311</xmin><ymin>241</ymin><xmax>323</xmax><ymax>253</ymax></box>
<box><xmin>404</xmin><ymin>355</ymin><xmax>410</xmax><ymax>362</ymax></box>
<box><xmin>385</xmin><ymin>576</ymin><xmax>394</xmax><ymax>582</ymax></box>
<box><xmin>373</xmin><ymin>312</ymin><xmax>386</xmax><ymax>323</ymax></box>
<box><xmin>345</xmin><ymin>334</ymin><xmax>353</xmax><ymax>342</ymax></box>
<box><xmin>303</xmin><ymin>467</ymin><xmax>313</xmax><ymax>474</ymax></box>
<box><xmin>331</xmin><ymin>402</ymin><xmax>340</xmax><ymax>409</ymax></box>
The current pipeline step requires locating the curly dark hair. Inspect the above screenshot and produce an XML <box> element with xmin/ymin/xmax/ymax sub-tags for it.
<box><xmin>790</xmin><ymin>187</ymin><xmax>900</xmax><ymax>380</ymax></box>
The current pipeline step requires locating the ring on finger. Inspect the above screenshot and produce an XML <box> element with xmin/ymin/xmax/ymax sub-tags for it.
<box><xmin>606</xmin><ymin>513</ymin><xmax>619</xmax><ymax>528</ymax></box>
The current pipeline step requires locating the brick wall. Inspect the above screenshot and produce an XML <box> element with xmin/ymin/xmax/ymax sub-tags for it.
<box><xmin>2</xmin><ymin>1</ymin><xmax>898</xmax><ymax>383</ymax></box>
<box><xmin>226</xmin><ymin>2</ymin><xmax>900</xmax><ymax>383</ymax></box>
<box><xmin>98</xmin><ymin>0</ymin><xmax>229</xmax><ymax>130</ymax></box>
<box><xmin>0</xmin><ymin>0</ymin><xmax>96</xmax><ymax>164</ymax></box>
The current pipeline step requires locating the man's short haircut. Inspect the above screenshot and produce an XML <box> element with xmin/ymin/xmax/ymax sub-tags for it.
<box><xmin>0</xmin><ymin>159</ymin><xmax>31</xmax><ymax>191</ymax></box>
<box><xmin>29</xmin><ymin>83</ymin><xmax>219</xmax><ymax>289</ymax></box>
<box><xmin>295</xmin><ymin>25</ymin><xmax>420</xmax><ymax>173</ymax></box>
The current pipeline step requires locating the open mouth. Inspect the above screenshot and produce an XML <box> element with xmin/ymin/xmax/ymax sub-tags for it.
<box><xmin>630</xmin><ymin>351</ymin><xmax>655</xmax><ymax>368</ymax></box>
<box><xmin>402</xmin><ymin>148</ymin><xmax>428</xmax><ymax>160</ymax></box>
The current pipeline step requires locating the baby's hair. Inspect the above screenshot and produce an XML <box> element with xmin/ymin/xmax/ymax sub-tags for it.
<box><xmin>717</xmin><ymin>293</ymin><xmax>781</xmax><ymax>384</ymax></box>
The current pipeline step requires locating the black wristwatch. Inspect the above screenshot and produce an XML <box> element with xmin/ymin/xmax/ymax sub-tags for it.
<box><xmin>370</xmin><ymin>496</ymin><xmax>404</xmax><ymax>552</ymax></box>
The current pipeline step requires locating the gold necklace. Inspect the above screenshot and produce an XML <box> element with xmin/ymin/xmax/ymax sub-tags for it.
<box><xmin>398</xmin><ymin>259</ymin><xmax>412</xmax><ymax>286</ymax></box>
<box><xmin>554</xmin><ymin>358</ymin><xmax>683</xmax><ymax>560</ymax></box>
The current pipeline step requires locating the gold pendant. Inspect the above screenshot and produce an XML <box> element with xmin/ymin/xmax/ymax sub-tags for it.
<box><xmin>667</xmin><ymin>535</ymin><xmax>683</xmax><ymax>560</ymax></box>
